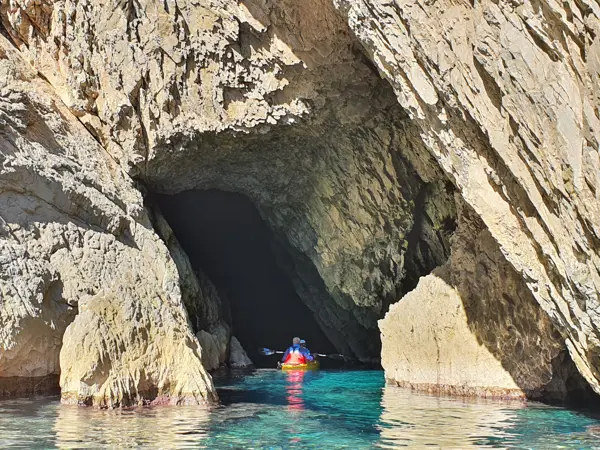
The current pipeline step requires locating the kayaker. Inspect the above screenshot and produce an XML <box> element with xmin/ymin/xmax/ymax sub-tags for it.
<box><xmin>281</xmin><ymin>337</ymin><xmax>313</xmax><ymax>365</ymax></box>
<box><xmin>299</xmin><ymin>339</ymin><xmax>314</xmax><ymax>361</ymax></box>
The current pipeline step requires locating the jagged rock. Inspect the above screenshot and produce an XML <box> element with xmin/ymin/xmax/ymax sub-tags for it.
<box><xmin>229</xmin><ymin>336</ymin><xmax>254</xmax><ymax>368</ymax></box>
<box><xmin>381</xmin><ymin>203</ymin><xmax>569</xmax><ymax>399</ymax></box>
<box><xmin>339</xmin><ymin>0</ymin><xmax>600</xmax><ymax>393</ymax></box>
<box><xmin>196</xmin><ymin>325</ymin><xmax>230</xmax><ymax>371</ymax></box>
<box><xmin>0</xmin><ymin>35</ymin><xmax>215</xmax><ymax>406</ymax></box>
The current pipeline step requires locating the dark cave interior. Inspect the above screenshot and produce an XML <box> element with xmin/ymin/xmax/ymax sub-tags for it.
<box><xmin>157</xmin><ymin>189</ymin><xmax>338</xmax><ymax>368</ymax></box>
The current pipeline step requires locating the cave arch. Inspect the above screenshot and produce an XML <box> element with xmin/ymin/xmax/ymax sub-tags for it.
<box><xmin>157</xmin><ymin>189</ymin><xmax>338</xmax><ymax>367</ymax></box>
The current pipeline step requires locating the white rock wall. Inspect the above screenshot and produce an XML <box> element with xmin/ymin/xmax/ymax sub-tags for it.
<box><xmin>0</xmin><ymin>35</ymin><xmax>215</xmax><ymax>405</ymax></box>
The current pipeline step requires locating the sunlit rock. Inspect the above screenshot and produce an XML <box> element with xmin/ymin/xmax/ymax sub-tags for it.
<box><xmin>339</xmin><ymin>0</ymin><xmax>600</xmax><ymax>393</ymax></box>
<box><xmin>0</xmin><ymin>0</ymin><xmax>454</xmax><ymax>364</ymax></box>
<box><xmin>0</xmin><ymin>35</ymin><xmax>216</xmax><ymax>406</ymax></box>
<box><xmin>381</xmin><ymin>273</ymin><xmax>528</xmax><ymax>398</ymax></box>
<box><xmin>60</xmin><ymin>294</ymin><xmax>216</xmax><ymax>407</ymax></box>
<box><xmin>380</xmin><ymin>203</ymin><xmax>592</xmax><ymax>400</ymax></box>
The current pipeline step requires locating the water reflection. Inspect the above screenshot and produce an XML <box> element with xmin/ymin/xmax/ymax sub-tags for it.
<box><xmin>285</xmin><ymin>370</ymin><xmax>306</xmax><ymax>412</ymax></box>
<box><xmin>283</xmin><ymin>370</ymin><xmax>307</xmax><ymax>446</ymax></box>
<box><xmin>54</xmin><ymin>404</ymin><xmax>211</xmax><ymax>449</ymax></box>
<box><xmin>377</xmin><ymin>385</ymin><xmax>600</xmax><ymax>448</ymax></box>
<box><xmin>377</xmin><ymin>385</ymin><xmax>524</xmax><ymax>448</ymax></box>
<box><xmin>1</xmin><ymin>371</ymin><xmax>599</xmax><ymax>449</ymax></box>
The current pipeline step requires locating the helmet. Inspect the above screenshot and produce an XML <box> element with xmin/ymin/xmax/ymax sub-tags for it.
<box><xmin>299</xmin><ymin>339</ymin><xmax>306</xmax><ymax>344</ymax></box>
<box><xmin>292</xmin><ymin>337</ymin><xmax>301</xmax><ymax>345</ymax></box>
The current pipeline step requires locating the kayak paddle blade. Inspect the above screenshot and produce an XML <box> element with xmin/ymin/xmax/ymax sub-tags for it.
<box><xmin>314</xmin><ymin>353</ymin><xmax>346</xmax><ymax>360</ymax></box>
<box><xmin>258</xmin><ymin>348</ymin><xmax>276</xmax><ymax>356</ymax></box>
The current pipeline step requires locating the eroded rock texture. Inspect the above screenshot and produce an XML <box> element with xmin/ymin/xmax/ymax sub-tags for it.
<box><xmin>151</xmin><ymin>206</ymin><xmax>231</xmax><ymax>371</ymax></box>
<box><xmin>229</xmin><ymin>336</ymin><xmax>253</xmax><ymax>368</ymax></box>
<box><xmin>0</xmin><ymin>35</ymin><xmax>215</xmax><ymax>405</ymax></box>
<box><xmin>381</xmin><ymin>202</ymin><xmax>573</xmax><ymax>399</ymax></box>
<box><xmin>339</xmin><ymin>0</ymin><xmax>600</xmax><ymax>393</ymax></box>
<box><xmin>1</xmin><ymin>0</ymin><xmax>454</xmax><ymax>362</ymax></box>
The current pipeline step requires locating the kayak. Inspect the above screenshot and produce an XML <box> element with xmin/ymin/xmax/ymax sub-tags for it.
<box><xmin>280</xmin><ymin>361</ymin><xmax>320</xmax><ymax>371</ymax></box>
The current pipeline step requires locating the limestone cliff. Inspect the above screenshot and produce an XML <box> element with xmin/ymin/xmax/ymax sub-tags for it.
<box><xmin>1</xmin><ymin>0</ymin><xmax>454</xmax><ymax>362</ymax></box>
<box><xmin>0</xmin><ymin>0</ymin><xmax>599</xmax><ymax>405</ymax></box>
<box><xmin>0</xmin><ymin>34</ymin><xmax>215</xmax><ymax>405</ymax></box>
<box><xmin>340</xmin><ymin>0</ymin><xmax>600</xmax><ymax>394</ymax></box>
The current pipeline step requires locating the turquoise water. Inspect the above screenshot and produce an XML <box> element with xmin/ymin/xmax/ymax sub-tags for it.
<box><xmin>1</xmin><ymin>370</ymin><xmax>600</xmax><ymax>448</ymax></box>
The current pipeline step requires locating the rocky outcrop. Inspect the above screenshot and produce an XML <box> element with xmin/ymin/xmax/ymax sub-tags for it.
<box><xmin>381</xmin><ymin>202</ymin><xmax>570</xmax><ymax>399</ymax></box>
<box><xmin>60</xmin><ymin>293</ymin><xmax>216</xmax><ymax>407</ymax></box>
<box><xmin>340</xmin><ymin>0</ymin><xmax>600</xmax><ymax>393</ymax></box>
<box><xmin>0</xmin><ymin>35</ymin><xmax>215</xmax><ymax>405</ymax></box>
<box><xmin>382</xmin><ymin>272</ymin><xmax>529</xmax><ymax>398</ymax></box>
<box><xmin>229</xmin><ymin>336</ymin><xmax>254</xmax><ymax>368</ymax></box>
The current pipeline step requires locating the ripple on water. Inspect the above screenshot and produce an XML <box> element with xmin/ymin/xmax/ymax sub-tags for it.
<box><xmin>0</xmin><ymin>370</ymin><xmax>599</xmax><ymax>449</ymax></box>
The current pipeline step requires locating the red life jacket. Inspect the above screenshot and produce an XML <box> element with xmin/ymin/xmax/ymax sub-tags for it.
<box><xmin>283</xmin><ymin>348</ymin><xmax>307</xmax><ymax>365</ymax></box>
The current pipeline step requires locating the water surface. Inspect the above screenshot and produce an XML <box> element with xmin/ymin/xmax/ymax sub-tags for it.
<box><xmin>1</xmin><ymin>370</ymin><xmax>599</xmax><ymax>448</ymax></box>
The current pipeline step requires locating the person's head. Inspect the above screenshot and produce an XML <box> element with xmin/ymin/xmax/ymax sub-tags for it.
<box><xmin>299</xmin><ymin>339</ymin><xmax>306</xmax><ymax>347</ymax></box>
<box><xmin>292</xmin><ymin>337</ymin><xmax>301</xmax><ymax>345</ymax></box>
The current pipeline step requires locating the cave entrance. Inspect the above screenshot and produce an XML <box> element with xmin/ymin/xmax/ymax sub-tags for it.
<box><xmin>157</xmin><ymin>189</ymin><xmax>337</xmax><ymax>367</ymax></box>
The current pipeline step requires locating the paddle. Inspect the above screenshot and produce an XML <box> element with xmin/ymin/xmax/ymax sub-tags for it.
<box><xmin>258</xmin><ymin>348</ymin><xmax>285</xmax><ymax>356</ymax></box>
<box><xmin>258</xmin><ymin>347</ymin><xmax>346</xmax><ymax>360</ymax></box>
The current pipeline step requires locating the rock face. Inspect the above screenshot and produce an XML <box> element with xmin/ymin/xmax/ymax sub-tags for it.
<box><xmin>1</xmin><ymin>0</ymin><xmax>454</xmax><ymax>362</ymax></box>
<box><xmin>0</xmin><ymin>35</ymin><xmax>215</xmax><ymax>405</ymax></box>
<box><xmin>383</xmin><ymin>272</ymin><xmax>528</xmax><ymax>398</ymax></box>
<box><xmin>60</xmin><ymin>293</ymin><xmax>216</xmax><ymax>407</ymax></box>
<box><xmin>151</xmin><ymin>205</ymin><xmax>231</xmax><ymax>371</ymax></box>
<box><xmin>340</xmin><ymin>0</ymin><xmax>600</xmax><ymax>394</ymax></box>
<box><xmin>196</xmin><ymin>327</ymin><xmax>230</xmax><ymax>371</ymax></box>
<box><xmin>229</xmin><ymin>336</ymin><xmax>254</xmax><ymax>368</ymax></box>
<box><xmin>1</xmin><ymin>0</ymin><xmax>599</xmax><ymax>403</ymax></box>
<box><xmin>381</xmin><ymin>202</ymin><xmax>571</xmax><ymax>399</ymax></box>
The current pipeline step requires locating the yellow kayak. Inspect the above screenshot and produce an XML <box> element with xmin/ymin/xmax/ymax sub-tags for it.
<box><xmin>280</xmin><ymin>361</ymin><xmax>320</xmax><ymax>371</ymax></box>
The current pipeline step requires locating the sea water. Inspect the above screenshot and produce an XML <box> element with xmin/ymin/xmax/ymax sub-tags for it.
<box><xmin>1</xmin><ymin>370</ymin><xmax>599</xmax><ymax>449</ymax></box>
